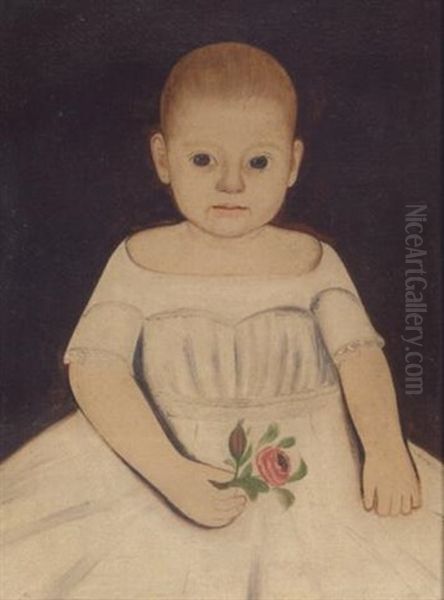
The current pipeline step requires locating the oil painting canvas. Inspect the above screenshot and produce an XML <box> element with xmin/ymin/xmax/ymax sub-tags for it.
<box><xmin>1</xmin><ymin>3</ymin><xmax>442</xmax><ymax>599</ymax></box>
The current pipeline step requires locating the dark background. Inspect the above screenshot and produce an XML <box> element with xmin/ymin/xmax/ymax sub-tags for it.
<box><xmin>1</xmin><ymin>1</ymin><xmax>441</xmax><ymax>460</ymax></box>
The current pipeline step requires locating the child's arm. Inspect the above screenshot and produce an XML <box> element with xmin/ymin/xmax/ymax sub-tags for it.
<box><xmin>68</xmin><ymin>357</ymin><xmax>247</xmax><ymax>527</ymax></box>
<box><xmin>338</xmin><ymin>345</ymin><xmax>421</xmax><ymax>517</ymax></box>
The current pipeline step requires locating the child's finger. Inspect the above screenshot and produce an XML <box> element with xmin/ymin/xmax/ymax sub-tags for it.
<box><xmin>363</xmin><ymin>484</ymin><xmax>375</xmax><ymax>510</ymax></box>
<box><xmin>390</xmin><ymin>493</ymin><xmax>402</xmax><ymax>516</ymax></box>
<box><xmin>215</xmin><ymin>495</ymin><xmax>247</xmax><ymax>512</ymax></box>
<box><xmin>401</xmin><ymin>493</ymin><xmax>412</xmax><ymax>515</ymax></box>
<box><xmin>375</xmin><ymin>489</ymin><xmax>391</xmax><ymax>516</ymax></box>
<box><xmin>213</xmin><ymin>505</ymin><xmax>245</xmax><ymax>526</ymax></box>
<box><xmin>215</xmin><ymin>486</ymin><xmax>246</xmax><ymax>501</ymax></box>
<box><xmin>220</xmin><ymin>490</ymin><xmax>247</xmax><ymax>504</ymax></box>
<box><xmin>230</xmin><ymin>490</ymin><xmax>248</xmax><ymax>501</ymax></box>
<box><xmin>411</xmin><ymin>488</ymin><xmax>422</xmax><ymax>509</ymax></box>
<box><xmin>207</xmin><ymin>469</ymin><xmax>235</xmax><ymax>484</ymax></box>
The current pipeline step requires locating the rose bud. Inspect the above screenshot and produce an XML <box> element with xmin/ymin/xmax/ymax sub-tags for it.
<box><xmin>256</xmin><ymin>446</ymin><xmax>291</xmax><ymax>486</ymax></box>
<box><xmin>229</xmin><ymin>421</ymin><xmax>247</xmax><ymax>460</ymax></box>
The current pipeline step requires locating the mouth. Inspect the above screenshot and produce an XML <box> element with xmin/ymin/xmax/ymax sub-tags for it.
<box><xmin>211</xmin><ymin>204</ymin><xmax>249</xmax><ymax>213</ymax></box>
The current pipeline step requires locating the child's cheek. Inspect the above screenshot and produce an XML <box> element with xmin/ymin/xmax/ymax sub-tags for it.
<box><xmin>247</xmin><ymin>173</ymin><xmax>289</xmax><ymax>200</ymax></box>
<box><xmin>171</xmin><ymin>175</ymin><xmax>212</xmax><ymax>213</ymax></box>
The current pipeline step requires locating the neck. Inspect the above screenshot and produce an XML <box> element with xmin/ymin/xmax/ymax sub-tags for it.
<box><xmin>183</xmin><ymin>221</ymin><xmax>267</xmax><ymax>251</ymax></box>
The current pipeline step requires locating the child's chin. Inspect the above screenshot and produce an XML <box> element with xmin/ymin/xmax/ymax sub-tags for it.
<box><xmin>204</xmin><ymin>220</ymin><xmax>258</xmax><ymax>238</ymax></box>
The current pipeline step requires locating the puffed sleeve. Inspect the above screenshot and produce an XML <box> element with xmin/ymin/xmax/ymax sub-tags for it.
<box><xmin>63</xmin><ymin>241</ymin><xmax>144</xmax><ymax>373</ymax></box>
<box><xmin>311</xmin><ymin>244</ymin><xmax>385</xmax><ymax>366</ymax></box>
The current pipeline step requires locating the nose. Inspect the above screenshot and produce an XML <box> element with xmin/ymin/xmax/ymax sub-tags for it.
<box><xmin>215</xmin><ymin>162</ymin><xmax>245</xmax><ymax>194</ymax></box>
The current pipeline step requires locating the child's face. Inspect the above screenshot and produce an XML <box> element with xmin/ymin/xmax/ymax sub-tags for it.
<box><xmin>151</xmin><ymin>95</ymin><xmax>303</xmax><ymax>238</ymax></box>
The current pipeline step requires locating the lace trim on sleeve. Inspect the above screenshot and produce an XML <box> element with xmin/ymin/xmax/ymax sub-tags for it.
<box><xmin>332</xmin><ymin>336</ymin><xmax>385</xmax><ymax>366</ymax></box>
<box><xmin>63</xmin><ymin>301</ymin><xmax>144</xmax><ymax>373</ymax></box>
<box><xmin>64</xmin><ymin>347</ymin><xmax>132</xmax><ymax>368</ymax></box>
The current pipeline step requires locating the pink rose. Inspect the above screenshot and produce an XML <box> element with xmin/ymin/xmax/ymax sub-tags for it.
<box><xmin>256</xmin><ymin>446</ymin><xmax>291</xmax><ymax>486</ymax></box>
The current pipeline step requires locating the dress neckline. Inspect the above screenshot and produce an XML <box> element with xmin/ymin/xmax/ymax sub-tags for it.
<box><xmin>122</xmin><ymin>236</ymin><xmax>326</xmax><ymax>282</ymax></box>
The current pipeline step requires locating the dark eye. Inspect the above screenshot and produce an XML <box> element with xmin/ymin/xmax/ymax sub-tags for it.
<box><xmin>192</xmin><ymin>153</ymin><xmax>211</xmax><ymax>167</ymax></box>
<box><xmin>249</xmin><ymin>155</ymin><xmax>268</xmax><ymax>170</ymax></box>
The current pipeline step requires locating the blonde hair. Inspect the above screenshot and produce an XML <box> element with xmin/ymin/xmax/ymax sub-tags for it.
<box><xmin>160</xmin><ymin>42</ymin><xmax>298</xmax><ymax>136</ymax></box>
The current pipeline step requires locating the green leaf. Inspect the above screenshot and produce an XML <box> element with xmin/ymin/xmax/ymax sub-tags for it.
<box><xmin>229</xmin><ymin>474</ymin><xmax>270</xmax><ymax>500</ymax></box>
<box><xmin>287</xmin><ymin>459</ymin><xmax>308</xmax><ymax>482</ymax></box>
<box><xmin>257</xmin><ymin>423</ymin><xmax>279</xmax><ymax>448</ymax></box>
<box><xmin>231</xmin><ymin>478</ymin><xmax>259</xmax><ymax>500</ymax></box>
<box><xmin>273</xmin><ymin>487</ymin><xmax>295</xmax><ymax>509</ymax></box>
<box><xmin>277</xmin><ymin>436</ymin><xmax>296</xmax><ymax>448</ymax></box>
<box><xmin>239</xmin><ymin>462</ymin><xmax>253</xmax><ymax>480</ymax></box>
<box><xmin>245</xmin><ymin>484</ymin><xmax>259</xmax><ymax>501</ymax></box>
<box><xmin>223</xmin><ymin>458</ymin><xmax>236</xmax><ymax>468</ymax></box>
<box><xmin>250</xmin><ymin>476</ymin><xmax>269</xmax><ymax>493</ymax></box>
<box><xmin>238</xmin><ymin>444</ymin><xmax>252</xmax><ymax>467</ymax></box>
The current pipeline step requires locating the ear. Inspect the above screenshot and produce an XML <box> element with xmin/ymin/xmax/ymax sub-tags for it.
<box><xmin>150</xmin><ymin>132</ymin><xmax>171</xmax><ymax>184</ymax></box>
<box><xmin>287</xmin><ymin>139</ymin><xmax>304</xmax><ymax>188</ymax></box>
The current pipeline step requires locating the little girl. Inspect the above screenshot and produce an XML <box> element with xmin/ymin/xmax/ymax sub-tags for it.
<box><xmin>1</xmin><ymin>43</ymin><xmax>442</xmax><ymax>600</ymax></box>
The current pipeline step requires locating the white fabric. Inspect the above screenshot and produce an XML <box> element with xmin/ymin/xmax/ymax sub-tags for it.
<box><xmin>311</xmin><ymin>288</ymin><xmax>385</xmax><ymax>364</ymax></box>
<box><xmin>1</xmin><ymin>237</ymin><xmax>442</xmax><ymax>600</ymax></box>
<box><xmin>63</xmin><ymin>238</ymin><xmax>384</xmax><ymax>369</ymax></box>
<box><xmin>65</xmin><ymin>302</ymin><xmax>143</xmax><ymax>372</ymax></box>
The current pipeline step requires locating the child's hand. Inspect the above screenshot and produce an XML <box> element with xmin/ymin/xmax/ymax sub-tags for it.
<box><xmin>165</xmin><ymin>459</ymin><xmax>248</xmax><ymax>528</ymax></box>
<box><xmin>362</xmin><ymin>445</ymin><xmax>421</xmax><ymax>516</ymax></box>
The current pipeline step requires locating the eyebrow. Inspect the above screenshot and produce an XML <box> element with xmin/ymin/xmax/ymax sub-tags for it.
<box><xmin>182</xmin><ymin>141</ymin><xmax>222</xmax><ymax>150</ymax></box>
<box><xmin>182</xmin><ymin>141</ymin><xmax>284</xmax><ymax>153</ymax></box>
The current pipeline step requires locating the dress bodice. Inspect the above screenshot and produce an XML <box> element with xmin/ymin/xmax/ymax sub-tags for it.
<box><xmin>63</xmin><ymin>236</ymin><xmax>384</xmax><ymax>423</ymax></box>
<box><xmin>141</xmin><ymin>307</ymin><xmax>338</xmax><ymax>419</ymax></box>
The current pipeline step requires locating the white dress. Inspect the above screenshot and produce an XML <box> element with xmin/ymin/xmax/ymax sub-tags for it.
<box><xmin>1</xmin><ymin>239</ymin><xmax>442</xmax><ymax>600</ymax></box>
